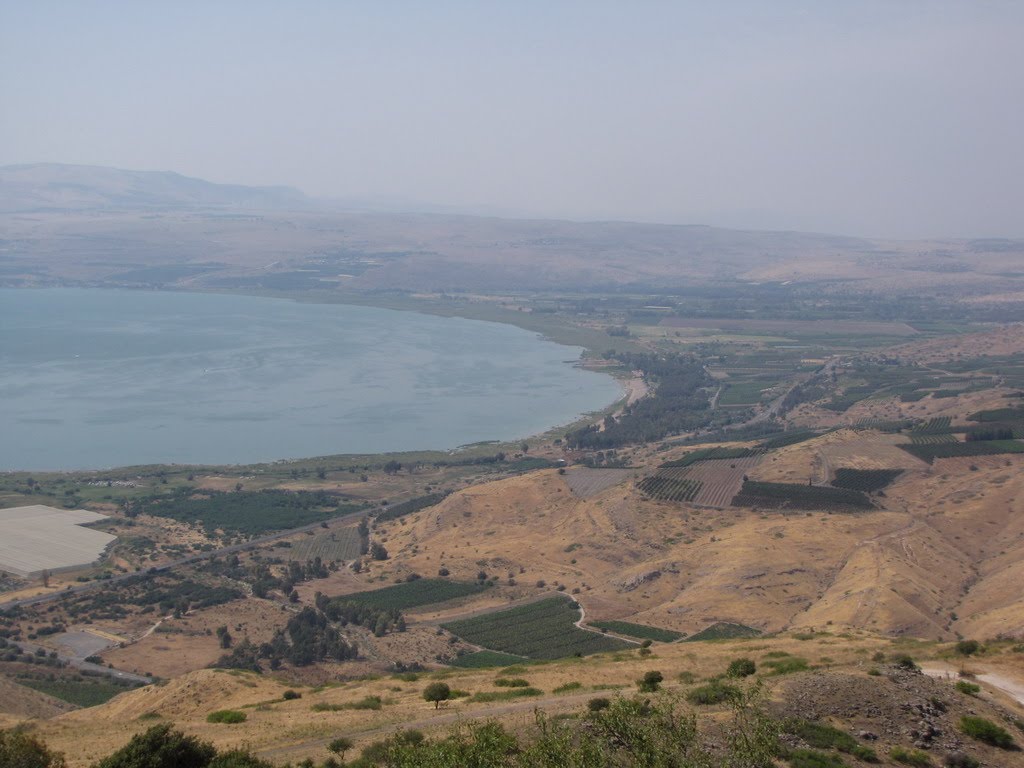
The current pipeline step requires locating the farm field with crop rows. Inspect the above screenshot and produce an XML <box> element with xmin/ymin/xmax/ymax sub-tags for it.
<box><xmin>562</xmin><ymin>468</ymin><xmax>632</xmax><ymax>499</ymax></box>
<box><xmin>443</xmin><ymin>597</ymin><xmax>629</xmax><ymax>659</ymax></box>
<box><xmin>288</xmin><ymin>525</ymin><xmax>362</xmax><ymax>562</ymax></box>
<box><xmin>732</xmin><ymin>480</ymin><xmax>873</xmax><ymax>511</ymax></box>
<box><xmin>337</xmin><ymin>579</ymin><xmax>489</xmax><ymax>611</ymax></box>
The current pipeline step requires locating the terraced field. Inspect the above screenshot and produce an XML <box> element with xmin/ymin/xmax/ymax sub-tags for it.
<box><xmin>562</xmin><ymin>468</ymin><xmax>632</xmax><ymax>499</ymax></box>
<box><xmin>642</xmin><ymin>455</ymin><xmax>761</xmax><ymax>508</ymax></box>
<box><xmin>336</xmin><ymin>579</ymin><xmax>489</xmax><ymax>611</ymax></box>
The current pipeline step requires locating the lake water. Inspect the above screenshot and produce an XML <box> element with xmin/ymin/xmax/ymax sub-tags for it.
<box><xmin>0</xmin><ymin>289</ymin><xmax>620</xmax><ymax>470</ymax></box>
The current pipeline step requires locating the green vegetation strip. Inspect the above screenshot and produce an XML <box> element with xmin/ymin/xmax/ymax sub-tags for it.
<box><xmin>589</xmin><ymin>620</ymin><xmax>682</xmax><ymax>642</ymax></box>
<box><xmin>131</xmin><ymin>489</ymin><xmax>362</xmax><ymax>535</ymax></box>
<box><xmin>16</xmin><ymin>678</ymin><xmax>136</xmax><ymax>708</ymax></box>
<box><xmin>443</xmin><ymin>597</ymin><xmax>629</xmax><ymax>659</ymax></box>
<box><xmin>336</xmin><ymin>579</ymin><xmax>488</xmax><ymax>611</ymax></box>
<box><xmin>637</xmin><ymin>475</ymin><xmax>702</xmax><ymax>503</ymax></box>
<box><xmin>829</xmin><ymin>468</ymin><xmax>903</xmax><ymax>492</ymax></box>
<box><xmin>661</xmin><ymin>446</ymin><xmax>759</xmax><ymax>468</ymax></box>
<box><xmin>898</xmin><ymin>439</ymin><xmax>1024</xmax><ymax>464</ymax></box>
<box><xmin>375</xmin><ymin>492</ymin><xmax>449</xmax><ymax>522</ymax></box>
<box><xmin>684</xmin><ymin>622</ymin><xmax>762</xmax><ymax>642</ymax></box>
<box><xmin>732</xmin><ymin>481</ymin><xmax>873</xmax><ymax>511</ymax></box>
<box><xmin>450</xmin><ymin>651</ymin><xmax>528</xmax><ymax>668</ymax></box>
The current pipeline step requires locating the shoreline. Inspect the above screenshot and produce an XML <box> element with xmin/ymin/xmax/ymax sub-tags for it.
<box><xmin>1</xmin><ymin>286</ymin><xmax>630</xmax><ymax>476</ymax></box>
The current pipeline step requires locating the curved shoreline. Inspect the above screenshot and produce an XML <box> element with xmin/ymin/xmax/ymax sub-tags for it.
<box><xmin>2</xmin><ymin>286</ymin><xmax>622</xmax><ymax>473</ymax></box>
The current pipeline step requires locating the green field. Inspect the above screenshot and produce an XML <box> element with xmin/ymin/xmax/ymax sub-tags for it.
<box><xmin>589</xmin><ymin>620</ymin><xmax>682</xmax><ymax>642</ymax></box>
<box><xmin>16</xmin><ymin>677</ymin><xmax>137</xmax><ymax>707</ymax></box>
<box><xmin>830</xmin><ymin>468</ymin><xmax>903</xmax><ymax>492</ymax></box>
<box><xmin>288</xmin><ymin>526</ymin><xmax>363</xmax><ymax>562</ymax></box>
<box><xmin>133</xmin><ymin>489</ymin><xmax>363</xmax><ymax>535</ymax></box>
<box><xmin>732</xmin><ymin>481</ymin><xmax>873</xmax><ymax>511</ymax></box>
<box><xmin>336</xmin><ymin>579</ymin><xmax>488</xmax><ymax>611</ymax></box>
<box><xmin>637</xmin><ymin>475</ymin><xmax>702</xmax><ymax>503</ymax></box>
<box><xmin>899</xmin><ymin>439</ymin><xmax>1024</xmax><ymax>464</ymax></box>
<box><xmin>450</xmin><ymin>650</ymin><xmax>528</xmax><ymax>668</ymax></box>
<box><xmin>661</xmin><ymin>447</ymin><xmax>760</xmax><ymax>468</ymax></box>
<box><xmin>443</xmin><ymin>597</ymin><xmax>630</xmax><ymax>659</ymax></box>
<box><xmin>684</xmin><ymin>622</ymin><xmax>762</xmax><ymax>642</ymax></box>
<box><xmin>375</xmin><ymin>492</ymin><xmax>449</xmax><ymax>523</ymax></box>
<box><xmin>718</xmin><ymin>380</ymin><xmax>771</xmax><ymax>406</ymax></box>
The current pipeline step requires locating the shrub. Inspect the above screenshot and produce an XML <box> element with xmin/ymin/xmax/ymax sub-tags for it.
<box><xmin>727</xmin><ymin>658</ymin><xmax>757</xmax><ymax>678</ymax></box>
<box><xmin>281</xmin><ymin>689</ymin><xmax>301</xmax><ymax>700</ymax></box>
<box><xmin>955</xmin><ymin>640</ymin><xmax>981</xmax><ymax>656</ymax></box>
<box><xmin>493</xmin><ymin>677</ymin><xmax>530</xmax><ymax>688</ymax></box>
<box><xmin>783</xmin><ymin>718</ymin><xmax>878</xmax><ymax>763</ymax></box>
<box><xmin>93</xmin><ymin>724</ymin><xmax>216</xmax><ymax>768</ymax></box>
<box><xmin>553</xmin><ymin>681</ymin><xmax>582</xmax><ymax>693</ymax></box>
<box><xmin>765</xmin><ymin>657</ymin><xmax>810</xmax><ymax>675</ymax></box>
<box><xmin>588</xmin><ymin>697</ymin><xmax>611</xmax><ymax>712</ymax></box>
<box><xmin>892</xmin><ymin>654</ymin><xmax>919</xmax><ymax>672</ymax></box>
<box><xmin>960</xmin><ymin>716</ymin><xmax>1015</xmax><ymax>748</ymax></box>
<box><xmin>943</xmin><ymin>753</ymin><xmax>979</xmax><ymax>768</ymax></box>
<box><xmin>637</xmin><ymin>670</ymin><xmax>664</xmax><ymax>692</ymax></box>
<box><xmin>423</xmin><ymin>682</ymin><xmax>451</xmax><ymax>709</ymax></box>
<box><xmin>0</xmin><ymin>729</ymin><xmax>64</xmax><ymax>768</ymax></box>
<box><xmin>890</xmin><ymin>747</ymin><xmax>932</xmax><ymax>766</ymax></box>
<box><xmin>787</xmin><ymin>748</ymin><xmax>846</xmax><ymax>768</ymax></box>
<box><xmin>206</xmin><ymin>710</ymin><xmax>246</xmax><ymax>724</ymax></box>
<box><xmin>955</xmin><ymin>680</ymin><xmax>980</xmax><ymax>696</ymax></box>
<box><xmin>686</xmin><ymin>681</ymin><xmax>739</xmax><ymax>705</ymax></box>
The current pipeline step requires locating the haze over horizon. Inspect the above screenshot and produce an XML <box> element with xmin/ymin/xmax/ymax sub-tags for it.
<box><xmin>2</xmin><ymin>1</ymin><xmax>1022</xmax><ymax>239</ymax></box>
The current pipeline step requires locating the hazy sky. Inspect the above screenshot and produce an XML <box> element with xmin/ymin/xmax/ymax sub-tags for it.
<box><xmin>2</xmin><ymin>1</ymin><xmax>1022</xmax><ymax>238</ymax></box>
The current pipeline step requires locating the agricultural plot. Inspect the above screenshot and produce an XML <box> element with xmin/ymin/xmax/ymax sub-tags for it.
<box><xmin>718</xmin><ymin>380</ymin><xmax>773</xmax><ymax>407</ymax></box>
<box><xmin>637</xmin><ymin>475</ymin><xmax>702</xmax><ymax>503</ymax></box>
<box><xmin>758</xmin><ymin>430</ymin><xmax>822</xmax><ymax>450</ymax></box>
<box><xmin>288</xmin><ymin>525</ymin><xmax>362</xmax><ymax>562</ymax></box>
<box><xmin>830</xmin><ymin>468</ymin><xmax>904</xmax><ymax>493</ymax></box>
<box><xmin>442</xmin><ymin>597</ymin><xmax>629</xmax><ymax>659</ymax></box>
<box><xmin>134</xmin><ymin>489</ymin><xmax>362</xmax><ymax>536</ymax></box>
<box><xmin>898</xmin><ymin>439</ymin><xmax>1024</xmax><ymax>464</ymax></box>
<box><xmin>910</xmin><ymin>433</ymin><xmax>958</xmax><ymax>445</ymax></box>
<box><xmin>646</xmin><ymin>456</ymin><xmax>761</xmax><ymax>508</ymax></box>
<box><xmin>684</xmin><ymin>622</ymin><xmax>762</xmax><ymax>642</ymax></box>
<box><xmin>910</xmin><ymin>416</ymin><xmax>953</xmax><ymax>434</ymax></box>
<box><xmin>450</xmin><ymin>650</ymin><xmax>527</xmax><ymax>668</ymax></box>
<box><xmin>968</xmin><ymin>406</ymin><xmax>1024</xmax><ymax>423</ymax></box>
<box><xmin>375</xmin><ymin>492</ymin><xmax>449</xmax><ymax>523</ymax></box>
<box><xmin>589</xmin><ymin>620</ymin><xmax>682</xmax><ymax>642</ymax></box>
<box><xmin>0</xmin><ymin>505</ymin><xmax>116</xmax><ymax>577</ymax></box>
<box><xmin>661</xmin><ymin>446</ymin><xmax>760</xmax><ymax>468</ymax></box>
<box><xmin>731</xmin><ymin>481</ymin><xmax>873</xmax><ymax>511</ymax></box>
<box><xmin>562</xmin><ymin>468</ymin><xmax>632</xmax><ymax>499</ymax></box>
<box><xmin>336</xmin><ymin>579</ymin><xmax>488</xmax><ymax>611</ymax></box>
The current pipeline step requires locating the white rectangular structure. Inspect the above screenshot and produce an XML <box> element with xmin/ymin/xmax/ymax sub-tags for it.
<box><xmin>0</xmin><ymin>505</ymin><xmax>117</xmax><ymax>577</ymax></box>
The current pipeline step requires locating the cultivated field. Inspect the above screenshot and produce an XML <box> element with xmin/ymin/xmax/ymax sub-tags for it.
<box><xmin>562</xmin><ymin>468</ymin><xmax>632</xmax><ymax>498</ymax></box>
<box><xmin>287</xmin><ymin>525</ymin><xmax>362</xmax><ymax>562</ymax></box>
<box><xmin>0</xmin><ymin>505</ymin><xmax>116</xmax><ymax>577</ymax></box>
<box><xmin>641</xmin><ymin>456</ymin><xmax>761</xmax><ymax>508</ymax></box>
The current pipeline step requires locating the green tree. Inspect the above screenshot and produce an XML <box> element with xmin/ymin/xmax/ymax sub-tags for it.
<box><xmin>93</xmin><ymin>724</ymin><xmax>216</xmax><ymax>768</ymax></box>
<box><xmin>637</xmin><ymin>670</ymin><xmax>664</xmax><ymax>692</ymax></box>
<box><xmin>327</xmin><ymin>737</ymin><xmax>353</xmax><ymax>760</ymax></box>
<box><xmin>0</xmin><ymin>728</ymin><xmax>65</xmax><ymax>768</ymax></box>
<box><xmin>207</xmin><ymin>751</ymin><xmax>273</xmax><ymax>768</ymax></box>
<box><xmin>423</xmin><ymin>682</ymin><xmax>452</xmax><ymax>709</ymax></box>
<box><xmin>727</xmin><ymin>657</ymin><xmax>757</xmax><ymax>678</ymax></box>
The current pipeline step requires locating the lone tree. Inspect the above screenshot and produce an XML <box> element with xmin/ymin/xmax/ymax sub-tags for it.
<box><xmin>423</xmin><ymin>682</ymin><xmax>451</xmax><ymax>709</ymax></box>
<box><xmin>637</xmin><ymin>670</ymin><xmax>664</xmax><ymax>693</ymax></box>
<box><xmin>327</xmin><ymin>737</ymin><xmax>353</xmax><ymax>760</ymax></box>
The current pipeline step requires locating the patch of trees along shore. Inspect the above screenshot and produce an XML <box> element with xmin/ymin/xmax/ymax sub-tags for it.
<box><xmin>566</xmin><ymin>352</ymin><xmax>715</xmax><ymax>449</ymax></box>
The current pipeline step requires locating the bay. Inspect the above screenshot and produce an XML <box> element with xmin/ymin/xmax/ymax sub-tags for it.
<box><xmin>0</xmin><ymin>289</ymin><xmax>620</xmax><ymax>470</ymax></box>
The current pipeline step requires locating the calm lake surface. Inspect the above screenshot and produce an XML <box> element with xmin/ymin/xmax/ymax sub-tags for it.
<box><xmin>0</xmin><ymin>289</ymin><xmax>620</xmax><ymax>470</ymax></box>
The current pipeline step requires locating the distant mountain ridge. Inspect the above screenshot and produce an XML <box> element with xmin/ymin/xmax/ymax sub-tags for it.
<box><xmin>0</xmin><ymin>163</ymin><xmax>309</xmax><ymax>212</ymax></box>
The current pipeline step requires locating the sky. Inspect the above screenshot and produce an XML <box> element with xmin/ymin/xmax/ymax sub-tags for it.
<box><xmin>1</xmin><ymin>1</ymin><xmax>1022</xmax><ymax>239</ymax></box>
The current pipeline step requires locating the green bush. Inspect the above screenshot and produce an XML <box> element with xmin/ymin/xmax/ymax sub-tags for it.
<box><xmin>469</xmin><ymin>687</ymin><xmax>543</xmax><ymax>703</ymax></box>
<box><xmin>206</xmin><ymin>710</ymin><xmax>246</xmax><ymax>724</ymax></box>
<box><xmin>787</xmin><ymin>748</ymin><xmax>846</xmax><ymax>768</ymax></box>
<box><xmin>943</xmin><ymin>753</ymin><xmax>979</xmax><ymax>768</ymax></box>
<box><xmin>637</xmin><ymin>670</ymin><xmax>664</xmax><ymax>693</ymax></box>
<box><xmin>890</xmin><ymin>746</ymin><xmax>932</xmax><ymax>766</ymax></box>
<box><xmin>281</xmin><ymin>689</ymin><xmax>301</xmax><ymax>700</ymax></box>
<box><xmin>727</xmin><ymin>658</ymin><xmax>757</xmax><ymax>678</ymax></box>
<box><xmin>765</xmin><ymin>657</ymin><xmax>810</xmax><ymax>675</ymax></box>
<box><xmin>588</xmin><ymin>697</ymin><xmax>611</xmax><ymax>711</ymax></box>
<box><xmin>955</xmin><ymin>680</ymin><xmax>980</xmax><ymax>696</ymax></box>
<box><xmin>783</xmin><ymin>719</ymin><xmax>878</xmax><ymax>763</ymax></box>
<box><xmin>494</xmin><ymin>677</ymin><xmax>530</xmax><ymax>688</ymax></box>
<box><xmin>686</xmin><ymin>681</ymin><xmax>739</xmax><ymax>705</ymax></box>
<box><xmin>955</xmin><ymin>640</ymin><xmax>980</xmax><ymax>656</ymax></box>
<box><xmin>891</xmin><ymin>654</ymin><xmax>919</xmax><ymax>672</ymax></box>
<box><xmin>960</xmin><ymin>716</ymin><xmax>1015</xmax><ymax>749</ymax></box>
<box><xmin>553</xmin><ymin>681</ymin><xmax>582</xmax><ymax>693</ymax></box>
